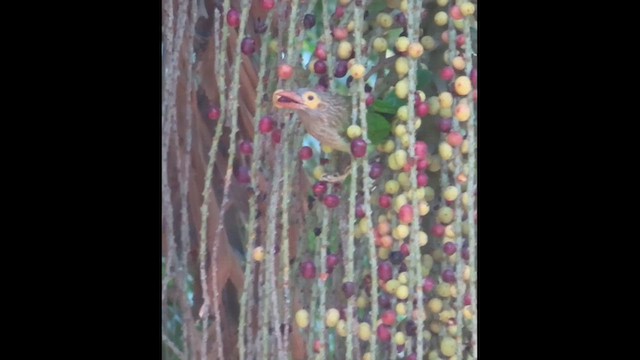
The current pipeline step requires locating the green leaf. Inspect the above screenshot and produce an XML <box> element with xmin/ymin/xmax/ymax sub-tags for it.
<box><xmin>383</xmin><ymin>91</ymin><xmax>407</xmax><ymax>109</ymax></box>
<box><xmin>368</xmin><ymin>0</ymin><xmax>388</xmax><ymax>15</ymax></box>
<box><xmin>367</xmin><ymin>111</ymin><xmax>391</xmax><ymax>145</ymax></box>
<box><xmin>417</xmin><ymin>69</ymin><xmax>433</xmax><ymax>91</ymax></box>
<box><xmin>386</xmin><ymin>28</ymin><xmax>404</xmax><ymax>49</ymax></box>
<box><xmin>372</xmin><ymin>100</ymin><xmax>398</xmax><ymax>114</ymax></box>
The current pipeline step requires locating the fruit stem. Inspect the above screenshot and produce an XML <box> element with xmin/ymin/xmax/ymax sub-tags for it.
<box><xmin>321</xmin><ymin>0</ymin><xmax>336</xmax><ymax>91</ymax></box>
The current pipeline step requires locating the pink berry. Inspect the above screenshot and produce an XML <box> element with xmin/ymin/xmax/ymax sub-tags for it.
<box><xmin>439</xmin><ymin>118</ymin><xmax>452</xmax><ymax>133</ymax></box>
<box><xmin>423</xmin><ymin>277</ymin><xmax>436</xmax><ymax>293</ymax></box>
<box><xmin>366</xmin><ymin>93</ymin><xmax>375</xmax><ymax>107</ymax></box>
<box><xmin>417</xmin><ymin>173</ymin><xmax>429</xmax><ymax>187</ymax></box>
<box><xmin>271</xmin><ymin>129</ymin><xmax>281</xmax><ymax>144</ymax></box>
<box><xmin>464</xmin><ymin>292</ymin><xmax>471</xmax><ymax>306</ymax></box>
<box><xmin>450</xmin><ymin>5</ymin><xmax>463</xmax><ymax>20</ymax></box>
<box><xmin>208</xmin><ymin>106</ymin><xmax>221</xmax><ymax>121</ymax></box>
<box><xmin>312</xmin><ymin>181</ymin><xmax>328</xmax><ymax>197</ymax></box>
<box><xmin>440</xmin><ymin>67</ymin><xmax>455</xmax><ymax>82</ymax></box>
<box><xmin>415</xmin><ymin>141</ymin><xmax>428</xmax><ymax>160</ymax></box>
<box><xmin>299</xmin><ymin>146</ymin><xmax>313</xmax><ymax>160</ymax></box>
<box><xmin>315</xmin><ymin>43</ymin><xmax>327</xmax><ymax>60</ymax></box>
<box><xmin>417</xmin><ymin>158</ymin><xmax>429</xmax><ymax>170</ymax></box>
<box><xmin>416</xmin><ymin>102</ymin><xmax>429</xmax><ymax>117</ymax></box>
<box><xmin>398</xmin><ymin>204</ymin><xmax>414</xmax><ymax>224</ymax></box>
<box><xmin>323</xmin><ymin>194</ymin><xmax>341</xmax><ymax>208</ymax></box>
<box><xmin>447</xmin><ymin>131</ymin><xmax>463</xmax><ymax>147</ymax></box>
<box><xmin>378</xmin><ymin>194</ymin><xmax>392</xmax><ymax>209</ymax></box>
<box><xmin>400</xmin><ymin>243</ymin><xmax>410</xmax><ymax>257</ymax></box>
<box><xmin>377</xmin><ymin>325</ymin><xmax>391</xmax><ymax>342</ymax></box>
<box><xmin>259</xmin><ymin>116</ymin><xmax>274</xmax><ymax>133</ymax></box>
<box><xmin>378</xmin><ymin>261</ymin><xmax>393</xmax><ymax>281</ymax></box>
<box><xmin>351</xmin><ymin>139</ymin><xmax>367</xmax><ymax>158</ymax></box>
<box><xmin>226</xmin><ymin>9</ymin><xmax>240</xmax><ymax>28</ymax></box>
<box><xmin>334</xmin><ymin>6</ymin><xmax>345</xmax><ymax>19</ymax></box>
<box><xmin>443</xmin><ymin>242</ymin><xmax>457</xmax><ymax>256</ymax></box>
<box><xmin>239</xmin><ymin>140</ymin><xmax>253</xmax><ymax>156</ymax></box>
<box><xmin>261</xmin><ymin>0</ymin><xmax>275</xmax><ymax>10</ymax></box>
<box><xmin>300</xmin><ymin>261</ymin><xmax>316</xmax><ymax>279</ymax></box>
<box><xmin>432</xmin><ymin>224</ymin><xmax>445</xmax><ymax>237</ymax></box>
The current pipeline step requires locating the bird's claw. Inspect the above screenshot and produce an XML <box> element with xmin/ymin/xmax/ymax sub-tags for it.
<box><xmin>321</xmin><ymin>172</ymin><xmax>348</xmax><ymax>184</ymax></box>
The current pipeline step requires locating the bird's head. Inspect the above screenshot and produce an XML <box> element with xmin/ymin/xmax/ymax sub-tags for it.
<box><xmin>272</xmin><ymin>88</ymin><xmax>346</xmax><ymax>119</ymax></box>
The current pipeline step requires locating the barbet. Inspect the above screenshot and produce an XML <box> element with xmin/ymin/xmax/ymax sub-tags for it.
<box><xmin>272</xmin><ymin>88</ymin><xmax>355</xmax><ymax>183</ymax></box>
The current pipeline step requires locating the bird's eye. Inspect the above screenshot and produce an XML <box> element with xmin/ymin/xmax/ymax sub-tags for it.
<box><xmin>307</xmin><ymin>95</ymin><xmax>314</xmax><ymax>101</ymax></box>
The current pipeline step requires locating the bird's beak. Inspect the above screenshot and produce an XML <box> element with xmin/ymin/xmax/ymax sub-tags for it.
<box><xmin>273</xmin><ymin>90</ymin><xmax>306</xmax><ymax>111</ymax></box>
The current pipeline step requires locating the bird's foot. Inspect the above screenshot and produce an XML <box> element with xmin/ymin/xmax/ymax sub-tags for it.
<box><xmin>320</xmin><ymin>164</ymin><xmax>353</xmax><ymax>184</ymax></box>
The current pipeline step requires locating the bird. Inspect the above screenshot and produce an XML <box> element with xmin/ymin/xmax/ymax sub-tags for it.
<box><xmin>272</xmin><ymin>87</ymin><xmax>354</xmax><ymax>183</ymax></box>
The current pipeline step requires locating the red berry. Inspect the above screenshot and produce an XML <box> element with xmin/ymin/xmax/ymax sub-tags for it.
<box><xmin>381</xmin><ymin>310</ymin><xmax>396</xmax><ymax>326</ymax></box>
<box><xmin>258</xmin><ymin>116</ymin><xmax>273</xmax><ymax>133</ymax></box>
<box><xmin>333</xmin><ymin>27</ymin><xmax>348</xmax><ymax>41</ymax></box>
<box><xmin>356</xmin><ymin>203</ymin><xmax>366</xmax><ymax>219</ymax></box>
<box><xmin>440</xmin><ymin>67</ymin><xmax>455</xmax><ymax>82</ymax></box>
<box><xmin>398</xmin><ymin>204</ymin><xmax>414</xmax><ymax>224</ymax></box>
<box><xmin>323</xmin><ymin>194</ymin><xmax>341</xmax><ymax>208</ymax></box>
<box><xmin>300</xmin><ymin>261</ymin><xmax>316</xmax><ymax>279</ymax></box>
<box><xmin>446</xmin><ymin>131</ymin><xmax>463</xmax><ymax>147</ymax></box>
<box><xmin>233</xmin><ymin>165</ymin><xmax>250</xmax><ymax>184</ymax></box>
<box><xmin>334</xmin><ymin>6</ymin><xmax>345</xmax><ymax>19</ymax></box>
<box><xmin>313</xmin><ymin>340</ymin><xmax>323</xmax><ymax>353</ymax></box>
<box><xmin>464</xmin><ymin>292</ymin><xmax>471</xmax><ymax>306</ymax></box>
<box><xmin>443</xmin><ymin>242</ymin><xmax>457</xmax><ymax>256</ymax></box>
<box><xmin>315</xmin><ymin>43</ymin><xmax>327</xmax><ymax>60</ymax></box>
<box><xmin>417</xmin><ymin>173</ymin><xmax>429</xmax><ymax>187</ymax></box>
<box><xmin>450</xmin><ymin>5</ymin><xmax>463</xmax><ymax>20</ymax></box>
<box><xmin>334</xmin><ymin>60</ymin><xmax>348</xmax><ymax>78</ymax></box>
<box><xmin>208</xmin><ymin>106</ymin><xmax>221</xmax><ymax>121</ymax></box>
<box><xmin>369</xmin><ymin>162</ymin><xmax>384</xmax><ymax>179</ymax></box>
<box><xmin>432</xmin><ymin>224</ymin><xmax>445</xmax><ymax>237</ymax></box>
<box><xmin>377</xmin><ymin>261</ymin><xmax>393</xmax><ymax>281</ymax></box>
<box><xmin>366</xmin><ymin>93</ymin><xmax>375</xmax><ymax>107</ymax></box>
<box><xmin>278</xmin><ymin>64</ymin><xmax>294</xmax><ymax>80</ymax></box>
<box><xmin>415</xmin><ymin>141</ymin><xmax>428</xmax><ymax>159</ymax></box>
<box><xmin>314</xmin><ymin>60</ymin><xmax>327</xmax><ymax>74</ymax></box>
<box><xmin>299</xmin><ymin>146</ymin><xmax>313</xmax><ymax>160</ymax></box>
<box><xmin>239</xmin><ymin>140</ymin><xmax>253</xmax><ymax>156</ymax></box>
<box><xmin>378</xmin><ymin>194</ymin><xmax>392</xmax><ymax>209</ymax></box>
<box><xmin>456</xmin><ymin>34</ymin><xmax>466</xmax><ymax>48</ymax></box>
<box><xmin>271</xmin><ymin>129</ymin><xmax>281</xmax><ymax>144</ymax></box>
<box><xmin>327</xmin><ymin>254</ymin><xmax>340</xmax><ymax>272</ymax></box>
<box><xmin>351</xmin><ymin>139</ymin><xmax>367</xmax><ymax>158</ymax></box>
<box><xmin>400</xmin><ymin>243</ymin><xmax>410</xmax><ymax>257</ymax></box>
<box><xmin>226</xmin><ymin>9</ymin><xmax>240</xmax><ymax>28</ymax></box>
<box><xmin>423</xmin><ymin>277</ymin><xmax>436</xmax><ymax>293</ymax></box>
<box><xmin>377</xmin><ymin>324</ymin><xmax>391</xmax><ymax>342</ymax></box>
<box><xmin>312</xmin><ymin>181</ymin><xmax>328</xmax><ymax>197</ymax></box>
<box><xmin>416</xmin><ymin>102</ymin><xmax>430</xmax><ymax>117</ymax></box>
<box><xmin>241</xmin><ymin>37</ymin><xmax>256</xmax><ymax>55</ymax></box>
<box><xmin>261</xmin><ymin>0</ymin><xmax>275</xmax><ymax>11</ymax></box>
<box><xmin>439</xmin><ymin>118</ymin><xmax>452</xmax><ymax>133</ymax></box>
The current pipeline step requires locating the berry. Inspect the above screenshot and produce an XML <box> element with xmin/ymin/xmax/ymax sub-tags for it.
<box><xmin>350</xmin><ymin>64</ymin><xmax>366</xmax><ymax>79</ymax></box>
<box><xmin>381</xmin><ymin>310</ymin><xmax>396</xmax><ymax>326</ymax></box>
<box><xmin>295</xmin><ymin>309</ymin><xmax>310</xmax><ymax>328</ymax></box>
<box><xmin>440</xmin><ymin>337</ymin><xmax>457</xmax><ymax>357</ymax></box>
<box><xmin>416</xmin><ymin>102</ymin><xmax>430</xmax><ymax>117</ymax></box>
<box><xmin>252</xmin><ymin>246</ymin><xmax>265</xmax><ymax>262</ymax></box>
<box><xmin>303</xmin><ymin>14</ymin><xmax>316</xmax><ymax>29</ymax></box>
<box><xmin>395</xmin><ymin>57</ymin><xmax>409</xmax><ymax>77</ymax></box>
<box><xmin>324</xmin><ymin>194</ymin><xmax>341</xmax><ymax>208</ymax></box>
<box><xmin>366</xmin><ymin>93</ymin><xmax>375</xmax><ymax>107</ymax></box>
<box><xmin>389</xmin><ymin>251</ymin><xmax>404</xmax><ymax>265</ymax></box>
<box><xmin>356</xmin><ymin>203</ymin><xmax>365</xmax><ymax>219</ymax></box>
<box><xmin>333</xmin><ymin>27</ymin><xmax>348</xmax><ymax>41</ymax></box>
<box><xmin>394</xmin><ymin>12</ymin><xmax>407</xmax><ymax>27</ymax></box>
<box><xmin>254</xmin><ymin>18</ymin><xmax>267</xmax><ymax>34</ymax></box>
<box><xmin>400</xmin><ymin>243</ymin><xmax>410</xmax><ymax>257</ymax></box>
<box><xmin>417</xmin><ymin>173</ymin><xmax>429</xmax><ymax>187</ymax></box>
<box><xmin>464</xmin><ymin>292</ymin><xmax>471</xmax><ymax>306</ymax></box>
<box><xmin>351</xmin><ymin>138</ymin><xmax>367</xmax><ymax>158</ymax></box>
<box><xmin>271</xmin><ymin>129</ymin><xmax>281</xmax><ymax>144</ymax></box>
<box><xmin>299</xmin><ymin>146</ymin><xmax>313</xmax><ymax>160</ymax></box>
<box><xmin>241</xmin><ymin>37</ymin><xmax>256</xmax><ymax>55</ymax></box>
<box><xmin>434</xmin><ymin>11</ymin><xmax>448</xmax><ymax>26</ymax></box>
<box><xmin>377</xmin><ymin>325</ymin><xmax>392</xmax><ymax>342</ymax></box>
<box><xmin>314</xmin><ymin>42</ymin><xmax>327</xmax><ymax>60</ymax></box>
<box><xmin>447</xmin><ymin>131</ymin><xmax>463</xmax><ymax>147</ymax></box>
<box><xmin>358</xmin><ymin>323</ymin><xmax>372</xmax><ymax>341</ymax></box>
<box><xmin>407</xmin><ymin>42</ymin><xmax>424</xmax><ymax>59</ymax></box>
<box><xmin>440</xmin><ymin>67</ymin><xmax>455</xmax><ymax>82</ymax></box>
<box><xmin>439</xmin><ymin>118</ymin><xmax>452</xmax><ymax>132</ymax></box>
<box><xmin>455</xmin><ymin>76</ymin><xmax>472</xmax><ymax>96</ymax></box>
<box><xmin>337</xmin><ymin>41</ymin><xmax>353</xmax><ymax>59</ymax></box>
<box><xmin>378</xmin><ymin>293</ymin><xmax>392</xmax><ymax>308</ymax></box>
<box><xmin>450</xmin><ymin>5</ymin><xmax>463</xmax><ymax>20</ymax></box>
<box><xmin>278</xmin><ymin>64</ymin><xmax>294</xmax><ymax>80</ymax></box>
<box><xmin>423</xmin><ymin>277</ymin><xmax>436</xmax><ymax>293</ymax></box>
<box><xmin>327</xmin><ymin>254</ymin><xmax>340</xmax><ymax>272</ymax></box>
<box><xmin>405</xmin><ymin>320</ymin><xmax>417</xmax><ymax>336</ymax></box>
<box><xmin>342</xmin><ymin>281</ymin><xmax>357</xmax><ymax>298</ymax></box>
<box><xmin>415</xmin><ymin>141</ymin><xmax>428</xmax><ymax>159</ymax></box>
<box><xmin>462</xmin><ymin>246</ymin><xmax>470</xmax><ymax>261</ymax></box>
<box><xmin>300</xmin><ymin>261</ymin><xmax>316</xmax><ymax>279</ymax></box>
<box><xmin>313</xmin><ymin>340</ymin><xmax>323</xmax><ymax>353</ymax></box>
<box><xmin>432</xmin><ymin>224</ymin><xmax>445</xmax><ymax>237</ymax></box>
<box><xmin>398</xmin><ymin>204</ymin><xmax>414</xmax><ymax>224</ymax></box>
<box><xmin>443</xmin><ymin>242</ymin><xmax>457</xmax><ymax>256</ymax></box>
<box><xmin>314</xmin><ymin>60</ymin><xmax>327</xmax><ymax>74</ymax></box>
<box><xmin>378</xmin><ymin>194</ymin><xmax>392</xmax><ymax>209</ymax></box>
<box><xmin>234</xmin><ymin>165</ymin><xmax>250</xmax><ymax>184</ymax></box>
<box><xmin>325</xmin><ymin>308</ymin><xmax>340</xmax><ymax>327</ymax></box>
<box><xmin>334</xmin><ymin>5</ymin><xmax>345</xmax><ymax>19</ymax></box>
<box><xmin>226</xmin><ymin>9</ymin><xmax>240</xmax><ymax>28</ymax></box>
<box><xmin>334</xmin><ymin>60</ymin><xmax>348</xmax><ymax>78</ymax></box>
<box><xmin>369</xmin><ymin>162</ymin><xmax>384</xmax><ymax>179</ymax></box>
<box><xmin>460</xmin><ymin>2</ymin><xmax>476</xmax><ymax>16</ymax></box>
<box><xmin>312</xmin><ymin>181</ymin><xmax>328</xmax><ymax>197</ymax></box>
<box><xmin>261</xmin><ymin>0</ymin><xmax>275</xmax><ymax>10</ymax></box>
<box><xmin>239</xmin><ymin>140</ymin><xmax>253</xmax><ymax>156</ymax></box>
<box><xmin>378</xmin><ymin>261</ymin><xmax>393</xmax><ymax>281</ymax></box>
<box><xmin>442</xmin><ymin>269</ymin><xmax>456</xmax><ymax>284</ymax></box>
<box><xmin>208</xmin><ymin>106</ymin><xmax>221</xmax><ymax>121</ymax></box>
<box><xmin>395</xmin><ymin>36</ymin><xmax>410</xmax><ymax>52</ymax></box>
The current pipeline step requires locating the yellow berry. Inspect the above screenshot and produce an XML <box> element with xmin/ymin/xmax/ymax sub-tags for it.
<box><xmin>351</xmin><ymin>63</ymin><xmax>366</xmax><ymax>79</ymax></box>
<box><xmin>322</xmin><ymin>144</ymin><xmax>334</xmax><ymax>153</ymax></box>
<box><xmin>436</xmin><ymin>0</ymin><xmax>449</xmax><ymax>6</ymax></box>
<box><xmin>269</xmin><ymin>39</ymin><xmax>279</xmax><ymax>54</ymax></box>
<box><xmin>347</xmin><ymin>125</ymin><xmax>363</xmax><ymax>139</ymax></box>
<box><xmin>337</xmin><ymin>41</ymin><xmax>353</xmax><ymax>60</ymax></box>
<box><xmin>385</xmin><ymin>279</ymin><xmax>400</xmax><ymax>294</ymax></box>
<box><xmin>347</xmin><ymin>20</ymin><xmax>355</xmax><ymax>32</ymax></box>
<box><xmin>382</xmin><ymin>139</ymin><xmax>395</xmax><ymax>153</ymax></box>
<box><xmin>434</xmin><ymin>11</ymin><xmax>448</xmax><ymax>26</ymax></box>
<box><xmin>358</xmin><ymin>322</ymin><xmax>372</xmax><ymax>341</ymax></box>
<box><xmin>455</xmin><ymin>102</ymin><xmax>471</xmax><ymax>121</ymax></box>
<box><xmin>424</xmin><ymin>186</ymin><xmax>435</xmax><ymax>201</ymax></box>
<box><xmin>395</xmin><ymin>36</ymin><xmax>410</xmax><ymax>52</ymax></box>
<box><xmin>407</xmin><ymin>42</ymin><xmax>424</xmax><ymax>59</ymax></box>
<box><xmin>362</xmin><ymin>353</ymin><xmax>372</xmax><ymax>360</ymax></box>
<box><xmin>396</xmin><ymin>302</ymin><xmax>407</xmax><ymax>316</ymax></box>
<box><xmin>339</xmin><ymin>0</ymin><xmax>350</xmax><ymax>5</ymax></box>
<box><xmin>414</xmin><ymin>187</ymin><xmax>426</xmax><ymax>200</ymax></box>
<box><xmin>463</xmin><ymin>305</ymin><xmax>473</xmax><ymax>320</ymax></box>
<box><xmin>397</xmin><ymin>105</ymin><xmax>409</xmax><ymax>121</ymax></box>
<box><xmin>400</xmin><ymin>133</ymin><xmax>410</xmax><ymax>148</ymax></box>
<box><xmin>460</xmin><ymin>2</ymin><xmax>476</xmax><ymax>16</ymax></box>
<box><xmin>428</xmin><ymin>155</ymin><xmax>441</xmax><ymax>172</ymax></box>
<box><xmin>439</xmin><ymin>142</ymin><xmax>453</xmax><ymax>160</ymax></box>
<box><xmin>357</xmin><ymin>295</ymin><xmax>369</xmax><ymax>309</ymax></box>
<box><xmin>455</xmin><ymin>76</ymin><xmax>472</xmax><ymax>96</ymax></box>
<box><xmin>397</xmin><ymin>173</ymin><xmax>410</xmax><ymax>190</ymax></box>
<box><xmin>295</xmin><ymin>309</ymin><xmax>310</xmax><ymax>328</ymax></box>
<box><xmin>452</xmin><ymin>56</ymin><xmax>465</xmax><ymax>71</ymax></box>
<box><xmin>396</xmin><ymin>285</ymin><xmax>409</xmax><ymax>300</ymax></box>
<box><xmin>395</xmin><ymin>56</ymin><xmax>410</xmax><ymax>77</ymax></box>
<box><xmin>443</xmin><ymin>186</ymin><xmax>459</xmax><ymax>201</ymax></box>
<box><xmin>444</xmin><ymin>224</ymin><xmax>456</xmax><ymax>238</ymax></box>
<box><xmin>397</xmin><ymin>271</ymin><xmax>409</xmax><ymax>284</ymax></box>
<box><xmin>438</xmin><ymin>206</ymin><xmax>454</xmax><ymax>224</ymax></box>
<box><xmin>439</xmin><ymin>91</ymin><xmax>454</xmax><ymax>108</ymax></box>
<box><xmin>393</xmin><ymin>149</ymin><xmax>408</xmax><ymax>166</ymax></box>
<box><xmin>421</xmin><ymin>35</ymin><xmax>436</xmax><ymax>51</ymax></box>
<box><xmin>454</xmin><ymin>19</ymin><xmax>464</xmax><ymax>31</ymax></box>
<box><xmin>419</xmin><ymin>201</ymin><xmax>430</xmax><ymax>216</ymax></box>
<box><xmin>428</xmin><ymin>350</ymin><xmax>441</xmax><ymax>360</ymax></box>
<box><xmin>418</xmin><ymin>231</ymin><xmax>429</xmax><ymax>246</ymax></box>
<box><xmin>252</xmin><ymin>246</ymin><xmax>265</xmax><ymax>262</ymax></box>
<box><xmin>313</xmin><ymin>165</ymin><xmax>325</xmax><ymax>180</ymax></box>
<box><xmin>439</xmin><ymin>107</ymin><xmax>453</xmax><ymax>118</ymax></box>
<box><xmin>378</xmin><ymin>247</ymin><xmax>391</xmax><ymax>259</ymax></box>
<box><xmin>385</xmin><ymin>180</ymin><xmax>400</xmax><ymax>194</ymax></box>
<box><xmin>440</xmin><ymin>337</ymin><xmax>457</xmax><ymax>357</ymax></box>
<box><xmin>461</xmin><ymin>139</ymin><xmax>469</xmax><ymax>154</ymax></box>
<box><xmin>463</xmin><ymin>265</ymin><xmax>471</xmax><ymax>282</ymax></box>
<box><xmin>394</xmin><ymin>331</ymin><xmax>406</xmax><ymax>346</ymax></box>
<box><xmin>400</xmin><ymin>0</ymin><xmax>408</xmax><ymax>12</ymax></box>
<box><xmin>427</xmin><ymin>298</ymin><xmax>443</xmax><ymax>313</ymax></box>
<box><xmin>422</xmin><ymin>254</ymin><xmax>434</xmax><ymax>269</ymax></box>
<box><xmin>447</xmin><ymin>325</ymin><xmax>458</xmax><ymax>337</ymax></box>
<box><xmin>336</xmin><ymin>319</ymin><xmax>348</xmax><ymax>337</ymax></box>
<box><xmin>436</xmin><ymin>282</ymin><xmax>451</xmax><ymax>297</ymax></box>
<box><xmin>326</xmin><ymin>308</ymin><xmax>340</xmax><ymax>328</ymax></box>
<box><xmin>394</xmin><ymin>124</ymin><xmax>407</xmax><ymax>137</ymax></box>
<box><xmin>395</xmin><ymin>78</ymin><xmax>409</xmax><ymax>99</ymax></box>
<box><xmin>393</xmin><ymin>224</ymin><xmax>410</xmax><ymax>240</ymax></box>
<box><xmin>377</xmin><ymin>13</ymin><xmax>394</xmax><ymax>28</ymax></box>
<box><xmin>373</xmin><ymin>37</ymin><xmax>388</xmax><ymax>52</ymax></box>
